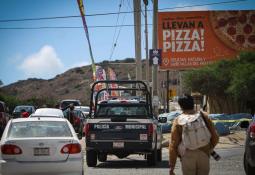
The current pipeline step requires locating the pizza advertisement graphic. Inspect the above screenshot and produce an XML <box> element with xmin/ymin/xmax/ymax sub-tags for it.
<box><xmin>210</xmin><ymin>11</ymin><xmax>255</xmax><ymax>51</ymax></box>
<box><xmin>158</xmin><ymin>10</ymin><xmax>255</xmax><ymax>70</ymax></box>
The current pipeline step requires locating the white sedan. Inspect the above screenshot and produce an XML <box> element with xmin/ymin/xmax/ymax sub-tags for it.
<box><xmin>0</xmin><ymin>117</ymin><xmax>83</xmax><ymax>175</ymax></box>
<box><xmin>30</xmin><ymin>108</ymin><xmax>64</xmax><ymax>118</ymax></box>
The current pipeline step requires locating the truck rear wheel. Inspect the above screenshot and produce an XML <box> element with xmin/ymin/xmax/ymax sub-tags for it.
<box><xmin>147</xmin><ymin>147</ymin><xmax>157</xmax><ymax>166</ymax></box>
<box><xmin>86</xmin><ymin>150</ymin><xmax>97</xmax><ymax>167</ymax></box>
<box><xmin>157</xmin><ymin>148</ymin><xmax>162</xmax><ymax>162</ymax></box>
<box><xmin>98</xmin><ymin>153</ymin><xmax>107</xmax><ymax>162</ymax></box>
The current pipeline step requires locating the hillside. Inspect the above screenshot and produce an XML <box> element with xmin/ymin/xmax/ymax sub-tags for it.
<box><xmin>1</xmin><ymin>58</ymin><xmax>151</xmax><ymax>106</ymax></box>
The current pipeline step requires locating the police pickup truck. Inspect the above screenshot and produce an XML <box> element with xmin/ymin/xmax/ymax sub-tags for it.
<box><xmin>84</xmin><ymin>80</ymin><xmax>166</xmax><ymax>167</ymax></box>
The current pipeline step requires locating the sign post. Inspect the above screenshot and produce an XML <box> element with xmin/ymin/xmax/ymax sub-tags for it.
<box><xmin>149</xmin><ymin>49</ymin><xmax>162</xmax><ymax>66</ymax></box>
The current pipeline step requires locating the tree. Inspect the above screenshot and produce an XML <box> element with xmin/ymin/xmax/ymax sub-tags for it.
<box><xmin>183</xmin><ymin>52</ymin><xmax>255</xmax><ymax>114</ymax></box>
<box><xmin>0</xmin><ymin>80</ymin><xmax>3</xmax><ymax>87</ymax></box>
<box><xmin>227</xmin><ymin>52</ymin><xmax>255</xmax><ymax>101</ymax></box>
<box><xmin>0</xmin><ymin>92</ymin><xmax>21</xmax><ymax>113</ymax></box>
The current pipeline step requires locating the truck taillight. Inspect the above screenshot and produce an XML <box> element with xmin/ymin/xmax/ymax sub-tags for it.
<box><xmin>84</xmin><ymin>123</ymin><xmax>90</xmax><ymax>137</ymax></box>
<box><xmin>148</xmin><ymin>124</ymin><xmax>154</xmax><ymax>136</ymax></box>
<box><xmin>61</xmin><ymin>143</ymin><xmax>81</xmax><ymax>154</ymax></box>
<box><xmin>1</xmin><ymin>144</ymin><xmax>22</xmax><ymax>155</ymax></box>
<box><xmin>250</xmin><ymin>123</ymin><xmax>255</xmax><ymax>139</ymax></box>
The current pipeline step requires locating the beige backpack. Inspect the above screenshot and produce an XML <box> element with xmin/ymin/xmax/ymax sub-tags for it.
<box><xmin>178</xmin><ymin>113</ymin><xmax>211</xmax><ymax>152</ymax></box>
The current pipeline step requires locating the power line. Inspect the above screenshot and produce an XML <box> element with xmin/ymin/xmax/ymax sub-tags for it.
<box><xmin>109</xmin><ymin>0</ymin><xmax>123</xmax><ymax>60</ymax></box>
<box><xmin>0</xmin><ymin>24</ymin><xmax>146</xmax><ymax>30</ymax></box>
<box><xmin>126</xmin><ymin>0</ymin><xmax>133</xmax><ymax>12</ymax></box>
<box><xmin>0</xmin><ymin>0</ymin><xmax>247</xmax><ymax>23</ymax></box>
<box><xmin>110</xmin><ymin>11</ymin><xmax>127</xmax><ymax>58</ymax></box>
<box><xmin>0</xmin><ymin>24</ymin><xmax>152</xmax><ymax>30</ymax></box>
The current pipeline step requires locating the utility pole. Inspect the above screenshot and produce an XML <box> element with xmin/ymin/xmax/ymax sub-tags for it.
<box><xmin>166</xmin><ymin>70</ymin><xmax>170</xmax><ymax>112</ymax></box>
<box><xmin>133</xmin><ymin>0</ymin><xmax>142</xmax><ymax>81</ymax></box>
<box><xmin>143</xmin><ymin>0</ymin><xmax>149</xmax><ymax>84</ymax></box>
<box><xmin>152</xmin><ymin>0</ymin><xmax>158</xmax><ymax>115</ymax></box>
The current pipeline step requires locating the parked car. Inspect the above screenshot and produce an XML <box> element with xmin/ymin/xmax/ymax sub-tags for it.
<box><xmin>0</xmin><ymin>117</ymin><xmax>83</xmax><ymax>175</ymax></box>
<box><xmin>60</xmin><ymin>99</ymin><xmax>81</xmax><ymax>110</ymax></box>
<box><xmin>208</xmin><ymin>113</ymin><xmax>226</xmax><ymax>119</ymax></box>
<box><xmin>0</xmin><ymin>101</ymin><xmax>9</xmax><ymax>137</ymax></box>
<box><xmin>158</xmin><ymin>111</ymin><xmax>182</xmax><ymax>133</ymax></box>
<box><xmin>243</xmin><ymin>117</ymin><xmax>255</xmax><ymax>175</ymax></box>
<box><xmin>210</xmin><ymin>113</ymin><xmax>252</xmax><ymax>129</ymax></box>
<box><xmin>75</xmin><ymin>106</ymin><xmax>90</xmax><ymax>117</ymax></box>
<box><xmin>30</xmin><ymin>108</ymin><xmax>64</xmax><ymax>118</ymax></box>
<box><xmin>12</xmin><ymin>105</ymin><xmax>35</xmax><ymax>118</ymax></box>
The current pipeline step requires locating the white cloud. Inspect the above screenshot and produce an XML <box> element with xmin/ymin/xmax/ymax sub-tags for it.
<box><xmin>19</xmin><ymin>45</ymin><xmax>64</xmax><ymax>79</ymax></box>
<box><xmin>171</xmin><ymin>3</ymin><xmax>210</xmax><ymax>11</ymax></box>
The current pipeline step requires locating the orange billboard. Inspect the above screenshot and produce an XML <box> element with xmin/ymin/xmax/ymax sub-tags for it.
<box><xmin>158</xmin><ymin>10</ymin><xmax>255</xmax><ymax>70</ymax></box>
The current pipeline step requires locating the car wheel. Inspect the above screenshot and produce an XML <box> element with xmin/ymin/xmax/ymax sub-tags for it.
<box><xmin>86</xmin><ymin>150</ymin><xmax>97</xmax><ymax>167</ymax></box>
<box><xmin>244</xmin><ymin>152</ymin><xmax>255</xmax><ymax>175</ymax></box>
<box><xmin>157</xmin><ymin>148</ymin><xmax>162</xmax><ymax>162</ymax></box>
<box><xmin>98</xmin><ymin>153</ymin><xmax>107</xmax><ymax>162</ymax></box>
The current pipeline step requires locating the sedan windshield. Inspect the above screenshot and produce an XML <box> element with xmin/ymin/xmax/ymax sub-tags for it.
<box><xmin>8</xmin><ymin>121</ymin><xmax>72</xmax><ymax>138</ymax></box>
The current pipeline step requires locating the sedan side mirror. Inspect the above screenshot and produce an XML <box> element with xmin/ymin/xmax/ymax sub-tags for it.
<box><xmin>158</xmin><ymin>117</ymin><xmax>167</xmax><ymax>123</ymax></box>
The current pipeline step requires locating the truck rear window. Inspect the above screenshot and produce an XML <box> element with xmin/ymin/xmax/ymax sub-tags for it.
<box><xmin>96</xmin><ymin>104</ymin><xmax>148</xmax><ymax>118</ymax></box>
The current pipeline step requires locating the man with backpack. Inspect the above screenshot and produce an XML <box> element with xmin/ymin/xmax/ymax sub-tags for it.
<box><xmin>169</xmin><ymin>94</ymin><xmax>219</xmax><ymax>175</ymax></box>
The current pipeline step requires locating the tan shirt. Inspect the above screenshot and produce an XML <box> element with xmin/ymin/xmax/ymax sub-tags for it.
<box><xmin>169</xmin><ymin>111</ymin><xmax>219</xmax><ymax>168</ymax></box>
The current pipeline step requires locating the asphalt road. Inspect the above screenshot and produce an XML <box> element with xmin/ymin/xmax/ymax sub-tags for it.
<box><xmin>84</xmin><ymin>147</ymin><xmax>246</xmax><ymax>175</ymax></box>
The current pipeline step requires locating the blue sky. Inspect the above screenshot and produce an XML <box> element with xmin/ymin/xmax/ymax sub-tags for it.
<box><xmin>0</xmin><ymin>0</ymin><xmax>254</xmax><ymax>85</ymax></box>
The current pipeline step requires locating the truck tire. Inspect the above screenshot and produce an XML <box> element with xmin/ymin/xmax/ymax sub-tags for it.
<box><xmin>157</xmin><ymin>148</ymin><xmax>162</xmax><ymax>162</ymax></box>
<box><xmin>147</xmin><ymin>147</ymin><xmax>157</xmax><ymax>166</ymax></box>
<box><xmin>86</xmin><ymin>150</ymin><xmax>97</xmax><ymax>167</ymax></box>
<box><xmin>98</xmin><ymin>153</ymin><xmax>107</xmax><ymax>162</ymax></box>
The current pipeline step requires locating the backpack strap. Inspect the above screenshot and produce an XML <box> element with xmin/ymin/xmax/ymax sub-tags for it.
<box><xmin>200</xmin><ymin>110</ymin><xmax>219</xmax><ymax>149</ymax></box>
<box><xmin>200</xmin><ymin>110</ymin><xmax>209</xmax><ymax>128</ymax></box>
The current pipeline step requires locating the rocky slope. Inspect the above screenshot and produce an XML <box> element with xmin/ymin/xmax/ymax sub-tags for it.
<box><xmin>1</xmin><ymin>59</ymin><xmax>148</xmax><ymax>105</ymax></box>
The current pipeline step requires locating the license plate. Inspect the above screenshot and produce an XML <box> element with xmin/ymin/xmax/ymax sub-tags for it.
<box><xmin>113</xmin><ymin>142</ymin><xmax>124</xmax><ymax>148</ymax></box>
<box><xmin>140</xmin><ymin>134</ymin><xmax>148</xmax><ymax>141</ymax></box>
<box><xmin>34</xmin><ymin>148</ymin><xmax>50</xmax><ymax>156</ymax></box>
